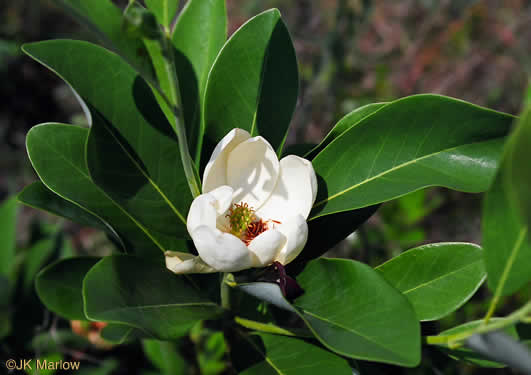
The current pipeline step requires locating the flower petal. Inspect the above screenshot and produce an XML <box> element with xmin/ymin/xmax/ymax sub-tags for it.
<box><xmin>257</xmin><ymin>155</ymin><xmax>317</xmax><ymax>221</ymax></box>
<box><xmin>187</xmin><ymin>185</ymin><xmax>234</xmax><ymax>234</ymax></box>
<box><xmin>208</xmin><ymin>185</ymin><xmax>234</xmax><ymax>215</ymax></box>
<box><xmin>274</xmin><ymin>214</ymin><xmax>308</xmax><ymax>265</ymax></box>
<box><xmin>186</xmin><ymin>193</ymin><xmax>217</xmax><ymax>234</ymax></box>
<box><xmin>226</xmin><ymin>136</ymin><xmax>280</xmax><ymax>208</ymax></box>
<box><xmin>165</xmin><ymin>251</ymin><xmax>216</xmax><ymax>274</ymax></box>
<box><xmin>248</xmin><ymin>229</ymin><xmax>286</xmax><ymax>267</ymax></box>
<box><xmin>191</xmin><ymin>225</ymin><xmax>253</xmax><ymax>272</ymax></box>
<box><xmin>203</xmin><ymin>128</ymin><xmax>251</xmax><ymax>193</ymax></box>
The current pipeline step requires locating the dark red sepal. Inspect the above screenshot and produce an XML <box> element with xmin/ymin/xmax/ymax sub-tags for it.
<box><xmin>272</xmin><ymin>261</ymin><xmax>304</xmax><ymax>300</ymax></box>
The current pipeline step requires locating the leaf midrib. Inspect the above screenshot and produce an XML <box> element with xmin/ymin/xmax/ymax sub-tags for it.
<box><xmin>301</xmin><ymin>310</ymin><xmax>409</xmax><ymax>362</ymax></box>
<box><xmin>312</xmin><ymin>138</ymin><xmax>502</xmax><ymax>210</ymax></box>
<box><xmin>92</xmin><ymin>301</ymin><xmax>219</xmax><ymax>316</ymax></box>
<box><xmin>401</xmin><ymin>260</ymin><xmax>483</xmax><ymax>295</ymax></box>
<box><xmin>99</xmin><ymin>119</ymin><xmax>187</xmax><ymax>225</ymax></box>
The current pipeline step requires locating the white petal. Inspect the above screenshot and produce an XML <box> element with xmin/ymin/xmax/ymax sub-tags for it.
<box><xmin>165</xmin><ymin>251</ymin><xmax>216</xmax><ymax>274</ymax></box>
<box><xmin>274</xmin><ymin>214</ymin><xmax>308</xmax><ymax>265</ymax></box>
<box><xmin>186</xmin><ymin>185</ymin><xmax>234</xmax><ymax>234</ymax></box>
<box><xmin>208</xmin><ymin>185</ymin><xmax>234</xmax><ymax>215</ymax></box>
<box><xmin>248</xmin><ymin>229</ymin><xmax>286</xmax><ymax>267</ymax></box>
<box><xmin>203</xmin><ymin>129</ymin><xmax>251</xmax><ymax>193</ymax></box>
<box><xmin>186</xmin><ymin>193</ymin><xmax>217</xmax><ymax>234</ymax></box>
<box><xmin>191</xmin><ymin>225</ymin><xmax>253</xmax><ymax>272</ymax></box>
<box><xmin>226</xmin><ymin>136</ymin><xmax>280</xmax><ymax>208</ymax></box>
<box><xmin>257</xmin><ymin>155</ymin><xmax>317</xmax><ymax>221</ymax></box>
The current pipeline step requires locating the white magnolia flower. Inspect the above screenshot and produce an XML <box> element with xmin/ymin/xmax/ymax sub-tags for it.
<box><xmin>165</xmin><ymin>128</ymin><xmax>317</xmax><ymax>274</ymax></box>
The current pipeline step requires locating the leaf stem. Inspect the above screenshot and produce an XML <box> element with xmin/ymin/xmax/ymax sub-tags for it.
<box><xmin>160</xmin><ymin>35</ymin><xmax>202</xmax><ymax>198</ymax></box>
<box><xmin>234</xmin><ymin>317</ymin><xmax>295</xmax><ymax>336</ymax></box>
<box><xmin>234</xmin><ymin>317</ymin><xmax>313</xmax><ymax>338</ymax></box>
<box><xmin>483</xmin><ymin>227</ymin><xmax>527</xmax><ymax>324</ymax></box>
<box><xmin>221</xmin><ymin>273</ymin><xmax>231</xmax><ymax>310</ymax></box>
<box><xmin>425</xmin><ymin>300</ymin><xmax>531</xmax><ymax>347</ymax></box>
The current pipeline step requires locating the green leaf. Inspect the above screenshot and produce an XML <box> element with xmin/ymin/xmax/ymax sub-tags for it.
<box><xmin>83</xmin><ymin>255</ymin><xmax>222</xmax><ymax>339</ymax></box>
<box><xmin>0</xmin><ymin>196</ymin><xmax>18</xmax><ymax>278</ymax></box>
<box><xmin>18</xmin><ymin>182</ymin><xmax>113</xmax><ymax>237</ymax></box>
<box><xmin>101</xmin><ymin>324</ymin><xmax>146</xmax><ymax>343</ymax></box>
<box><xmin>22</xmin><ymin>239</ymin><xmax>56</xmax><ymax>293</ymax></box>
<box><xmin>436</xmin><ymin>319</ymin><xmax>519</xmax><ymax>367</ymax></box>
<box><xmin>483</xmin><ymin>169</ymin><xmax>531</xmax><ymax>296</ymax></box>
<box><xmin>506</xmin><ymin>90</ymin><xmax>531</xmax><ymax>231</ymax></box>
<box><xmin>145</xmin><ymin>0</ymin><xmax>179</xmax><ymax>29</ymax></box>
<box><xmin>23</xmin><ymin>38</ymin><xmax>195</xmax><ymax>250</ymax></box>
<box><xmin>233</xmin><ymin>332</ymin><xmax>353</xmax><ymax>375</ymax></box>
<box><xmin>52</xmin><ymin>0</ymin><xmax>151</xmax><ymax>73</ymax></box>
<box><xmin>23</xmin><ymin>40</ymin><xmax>192</xmax><ymax>237</ymax></box>
<box><xmin>173</xmin><ymin>0</ymin><xmax>227</xmax><ymax>160</ymax></box>
<box><xmin>239</xmin><ymin>259</ymin><xmax>421</xmax><ymax>367</ymax></box>
<box><xmin>376</xmin><ymin>243</ymin><xmax>486</xmax><ymax>321</ymax></box>
<box><xmin>36</xmin><ymin>257</ymin><xmax>100</xmax><ymax>320</ymax></box>
<box><xmin>143</xmin><ymin>339</ymin><xmax>186</xmax><ymax>375</ymax></box>
<box><xmin>294</xmin><ymin>258</ymin><xmax>420</xmax><ymax>366</ymax></box>
<box><xmin>203</xmin><ymin>9</ymin><xmax>298</xmax><ymax>157</ymax></box>
<box><xmin>85</xmin><ymin>113</ymin><xmax>190</xmax><ymax>251</ymax></box>
<box><xmin>311</xmin><ymin>94</ymin><xmax>514</xmax><ymax>219</ymax></box>
<box><xmin>25</xmin><ymin>123</ymin><xmax>168</xmax><ymax>257</ymax></box>
<box><xmin>305</xmin><ymin>102</ymin><xmax>388</xmax><ymax>160</ymax></box>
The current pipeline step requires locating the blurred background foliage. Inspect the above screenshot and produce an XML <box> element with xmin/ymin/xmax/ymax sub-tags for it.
<box><xmin>1</xmin><ymin>0</ymin><xmax>530</xmax><ymax>374</ymax></box>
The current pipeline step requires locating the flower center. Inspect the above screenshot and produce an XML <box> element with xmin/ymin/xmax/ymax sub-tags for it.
<box><xmin>226</xmin><ymin>202</ymin><xmax>256</xmax><ymax>238</ymax></box>
<box><xmin>226</xmin><ymin>202</ymin><xmax>280</xmax><ymax>245</ymax></box>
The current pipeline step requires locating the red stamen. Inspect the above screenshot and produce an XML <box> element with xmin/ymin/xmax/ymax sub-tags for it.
<box><xmin>244</xmin><ymin>219</ymin><xmax>268</xmax><ymax>245</ymax></box>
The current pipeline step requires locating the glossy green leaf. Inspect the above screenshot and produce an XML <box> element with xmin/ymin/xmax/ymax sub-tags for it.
<box><xmin>83</xmin><ymin>255</ymin><xmax>222</xmax><ymax>339</ymax></box>
<box><xmin>22</xmin><ymin>239</ymin><xmax>56</xmax><ymax>293</ymax></box>
<box><xmin>85</xmin><ymin>113</ymin><xmax>190</xmax><ymax>251</ymax></box>
<box><xmin>0</xmin><ymin>196</ymin><xmax>18</xmax><ymax>277</ymax></box>
<box><xmin>52</xmin><ymin>0</ymin><xmax>151</xmax><ymax>73</ymax></box>
<box><xmin>506</xmin><ymin>91</ymin><xmax>531</xmax><ymax>231</ymax></box>
<box><xmin>203</xmin><ymin>9</ymin><xmax>298</xmax><ymax>156</ymax></box>
<box><xmin>233</xmin><ymin>332</ymin><xmax>352</xmax><ymax>375</ymax></box>
<box><xmin>143</xmin><ymin>339</ymin><xmax>186</xmax><ymax>375</ymax></box>
<box><xmin>239</xmin><ymin>259</ymin><xmax>421</xmax><ymax>366</ymax></box>
<box><xmin>376</xmin><ymin>243</ymin><xmax>486</xmax><ymax>321</ymax></box>
<box><xmin>145</xmin><ymin>0</ymin><xmax>178</xmax><ymax>29</ymax></box>
<box><xmin>294</xmin><ymin>258</ymin><xmax>420</xmax><ymax>366</ymax></box>
<box><xmin>311</xmin><ymin>94</ymin><xmax>514</xmax><ymax>220</ymax></box>
<box><xmin>18</xmin><ymin>182</ymin><xmax>113</xmax><ymax>237</ymax></box>
<box><xmin>24</xmin><ymin>39</ymin><xmax>193</xmax><ymax>247</ymax></box>
<box><xmin>436</xmin><ymin>319</ymin><xmax>519</xmax><ymax>367</ymax></box>
<box><xmin>483</xmin><ymin>171</ymin><xmax>531</xmax><ymax>296</ymax></box>
<box><xmin>305</xmin><ymin>102</ymin><xmax>388</xmax><ymax>160</ymax></box>
<box><xmin>26</xmin><ymin>123</ymin><xmax>168</xmax><ymax>257</ymax></box>
<box><xmin>173</xmin><ymin>0</ymin><xmax>227</xmax><ymax>160</ymax></box>
<box><xmin>36</xmin><ymin>257</ymin><xmax>100</xmax><ymax>320</ymax></box>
